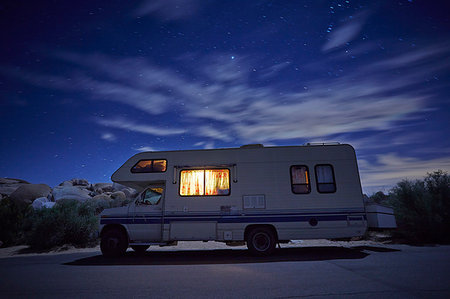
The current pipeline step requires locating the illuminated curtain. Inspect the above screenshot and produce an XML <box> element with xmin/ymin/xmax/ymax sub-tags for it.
<box><xmin>180</xmin><ymin>170</ymin><xmax>204</xmax><ymax>195</ymax></box>
<box><xmin>205</xmin><ymin>170</ymin><xmax>229</xmax><ymax>195</ymax></box>
<box><xmin>291</xmin><ymin>166</ymin><xmax>308</xmax><ymax>184</ymax></box>
<box><xmin>180</xmin><ymin>169</ymin><xmax>230</xmax><ymax>196</ymax></box>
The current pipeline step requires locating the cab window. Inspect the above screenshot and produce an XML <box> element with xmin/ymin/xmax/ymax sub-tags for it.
<box><xmin>141</xmin><ymin>187</ymin><xmax>163</xmax><ymax>205</ymax></box>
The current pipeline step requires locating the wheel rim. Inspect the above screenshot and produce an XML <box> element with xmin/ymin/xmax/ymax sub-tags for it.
<box><xmin>106</xmin><ymin>237</ymin><xmax>119</xmax><ymax>249</ymax></box>
<box><xmin>253</xmin><ymin>232</ymin><xmax>271</xmax><ymax>251</ymax></box>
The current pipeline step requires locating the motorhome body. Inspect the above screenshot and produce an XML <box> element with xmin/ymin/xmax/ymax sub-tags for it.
<box><xmin>99</xmin><ymin>143</ymin><xmax>367</xmax><ymax>256</ymax></box>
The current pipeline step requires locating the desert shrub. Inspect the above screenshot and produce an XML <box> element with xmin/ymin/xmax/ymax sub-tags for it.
<box><xmin>389</xmin><ymin>170</ymin><xmax>450</xmax><ymax>243</ymax></box>
<box><xmin>24</xmin><ymin>199</ymin><xmax>98</xmax><ymax>250</ymax></box>
<box><xmin>369</xmin><ymin>191</ymin><xmax>389</xmax><ymax>204</ymax></box>
<box><xmin>0</xmin><ymin>197</ymin><xmax>31</xmax><ymax>246</ymax></box>
<box><xmin>88</xmin><ymin>198</ymin><xmax>111</xmax><ymax>215</ymax></box>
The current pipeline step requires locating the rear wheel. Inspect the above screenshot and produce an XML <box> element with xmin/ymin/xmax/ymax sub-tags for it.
<box><xmin>246</xmin><ymin>227</ymin><xmax>277</xmax><ymax>256</ymax></box>
<box><xmin>100</xmin><ymin>228</ymin><xmax>128</xmax><ymax>257</ymax></box>
<box><xmin>131</xmin><ymin>245</ymin><xmax>150</xmax><ymax>254</ymax></box>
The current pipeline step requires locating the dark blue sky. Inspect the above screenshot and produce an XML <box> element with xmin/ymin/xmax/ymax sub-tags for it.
<box><xmin>1</xmin><ymin>0</ymin><xmax>449</xmax><ymax>193</ymax></box>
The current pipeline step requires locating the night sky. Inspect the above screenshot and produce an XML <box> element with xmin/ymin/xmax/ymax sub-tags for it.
<box><xmin>1</xmin><ymin>0</ymin><xmax>449</xmax><ymax>194</ymax></box>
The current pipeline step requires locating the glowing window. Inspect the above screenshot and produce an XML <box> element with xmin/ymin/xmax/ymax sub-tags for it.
<box><xmin>180</xmin><ymin>169</ymin><xmax>230</xmax><ymax>196</ymax></box>
<box><xmin>131</xmin><ymin>159</ymin><xmax>167</xmax><ymax>173</ymax></box>
<box><xmin>290</xmin><ymin>165</ymin><xmax>311</xmax><ymax>194</ymax></box>
<box><xmin>315</xmin><ymin>164</ymin><xmax>336</xmax><ymax>193</ymax></box>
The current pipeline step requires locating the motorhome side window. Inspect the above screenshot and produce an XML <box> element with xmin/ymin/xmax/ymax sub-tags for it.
<box><xmin>131</xmin><ymin>159</ymin><xmax>167</xmax><ymax>173</ymax></box>
<box><xmin>290</xmin><ymin>165</ymin><xmax>311</xmax><ymax>194</ymax></box>
<box><xmin>179</xmin><ymin>169</ymin><xmax>230</xmax><ymax>196</ymax></box>
<box><xmin>315</xmin><ymin>164</ymin><xmax>336</xmax><ymax>193</ymax></box>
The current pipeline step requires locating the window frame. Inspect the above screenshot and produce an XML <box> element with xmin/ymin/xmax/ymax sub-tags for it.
<box><xmin>314</xmin><ymin>164</ymin><xmax>337</xmax><ymax>193</ymax></box>
<box><xmin>130</xmin><ymin>159</ymin><xmax>167</xmax><ymax>173</ymax></box>
<box><xmin>178</xmin><ymin>168</ymin><xmax>231</xmax><ymax>197</ymax></box>
<box><xmin>290</xmin><ymin>165</ymin><xmax>311</xmax><ymax>194</ymax></box>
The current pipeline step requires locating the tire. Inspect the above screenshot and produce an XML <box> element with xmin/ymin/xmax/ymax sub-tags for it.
<box><xmin>131</xmin><ymin>245</ymin><xmax>150</xmax><ymax>254</ymax></box>
<box><xmin>100</xmin><ymin>228</ymin><xmax>129</xmax><ymax>257</ymax></box>
<box><xmin>246</xmin><ymin>227</ymin><xmax>277</xmax><ymax>256</ymax></box>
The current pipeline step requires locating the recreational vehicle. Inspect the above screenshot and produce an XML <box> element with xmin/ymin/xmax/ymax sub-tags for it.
<box><xmin>99</xmin><ymin>143</ymin><xmax>367</xmax><ymax>257</ymax></box>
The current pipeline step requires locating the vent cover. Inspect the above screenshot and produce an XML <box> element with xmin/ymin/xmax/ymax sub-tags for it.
<box><xmin>243</xmin><ymin>195</ymin><xmax>265</xmax><ymax>209</ymax></box>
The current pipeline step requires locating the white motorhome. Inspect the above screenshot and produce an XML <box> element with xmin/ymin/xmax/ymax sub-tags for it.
<box><xmin>99</xmin><ymin>143</ymin><xmax>367</xmax><ymax>256</ymax></box>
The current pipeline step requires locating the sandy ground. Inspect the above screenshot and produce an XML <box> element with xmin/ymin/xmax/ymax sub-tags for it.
<box><xmin>0</xmin><ymin>238</ymin><xmax>390</xmax><ymax>259</ymax></box>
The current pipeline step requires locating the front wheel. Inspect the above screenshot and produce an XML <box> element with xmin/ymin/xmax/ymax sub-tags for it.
<box><xmin>246</xmin><ymin>227</ymin><xmax>277</xmax><ymax>256</ymax></box>
<box><xmin>100</xmin><ymin>228</ymin><xmax>128</xmax><ymax>257</ymax></box>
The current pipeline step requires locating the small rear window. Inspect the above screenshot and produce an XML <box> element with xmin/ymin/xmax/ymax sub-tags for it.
<box><xmin>315</xmin><ymin>164</ymin><xmax>336</xmax><ymax>193</ymax></box>
<box><xmin>131</xmin><ymin>159</ymin><xmax>167</xmax><ymax>173</ymax></box>
<box><xmin>290</xmin><ymin>165</ymin><xmax>311</xmax><ymax>194</ymax></box>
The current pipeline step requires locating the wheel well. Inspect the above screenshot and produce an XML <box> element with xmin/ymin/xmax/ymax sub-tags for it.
<box><xmin>244</xmin><ymin>224</ymin><xmax>278</xmax><ymax>241</ymax></box>
<box><xmin>100</xmin><ymin>224</ymin><xmax>129</xmax><ymax>240</ymax></box>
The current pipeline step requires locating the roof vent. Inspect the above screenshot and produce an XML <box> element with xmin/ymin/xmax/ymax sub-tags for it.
<box><xmin>305</xmin><ymin>142</ymin><xmax>340</xmax><ymax>146</ymax></box>
<box><xmin>240</xmin><ymin>144</ymin><xmax>264</xmax><ymax>149</ymax></box>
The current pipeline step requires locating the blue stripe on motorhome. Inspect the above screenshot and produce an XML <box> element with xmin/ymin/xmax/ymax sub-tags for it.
<box><xmin>100</xmin><ymin>213</ymin><xmax>366</xmax><ymax>225</ymax></box>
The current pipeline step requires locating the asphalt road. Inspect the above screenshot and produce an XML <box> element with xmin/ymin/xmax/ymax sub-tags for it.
<box><xmin>1</xmin><ymin>244</ymin><xmax>449</xmax><ymax>298</ymax></box>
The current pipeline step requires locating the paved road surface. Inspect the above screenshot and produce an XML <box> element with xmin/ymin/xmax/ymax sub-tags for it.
<box><xmin>1</xmin><ymin>244</ymin><xmax>449</xmax><ymax>298</ymax></box>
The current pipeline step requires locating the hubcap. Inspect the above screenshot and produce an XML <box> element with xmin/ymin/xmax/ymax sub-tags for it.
<box><xmin>107</xmin><ymin>237</ymin><xmax>119</xmax><ymax>249</ymax></box>
<box><xmin>253</xmin><ymin>232</ymin><xmax>270</xmax><ymax>251</ymax></box>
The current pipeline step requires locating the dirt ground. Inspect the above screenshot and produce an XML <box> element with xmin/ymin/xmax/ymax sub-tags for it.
<box><xmin>0</xmin><ymin>234</ymin><xmax>392</xmax><ymax>259</ymax></box>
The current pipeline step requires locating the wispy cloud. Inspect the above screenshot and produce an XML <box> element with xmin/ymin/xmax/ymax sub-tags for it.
<box><xmin>133</xmin><ymin>146</ymin><xmax>156</xmax><ymax>152</ymax></box>
<box><xmin>194</xmin><ymin>141</ymin><xmax>215</xmax><ymax>149</ymax></box>
<box><xmin>3</xmin><ymin>40</ymin><xmax>449</xmax><ymax>191</ymax></box>
<box><xmin>5</xmin><ymin>42</ymin><xmax>449</xmax><ymax>147</ymax></box>
<box><xmin>101</xmin><ymin>132</ymin><xmax>117</xmax><ymax>142</ymax></box>
<box><xmin>359</xmin><ymin>153</ymin><xmax>450</xmax><ymax>194</ymax></box>
<box><xmin>96</xmin><ymin>118</ymin><xmax>186</xmax><ymax>136</ymax></box>
<box><xmin>322</xmin><ymin>11</ymin><xmax>369</xmax><ymax>52</ymax></box>
<box><xmin>132</xmin><ymin>0</ymin><xmax>201</xmax><ymax>20</ymax></box>
<box><xmin>258</xmin><ymin>61</ymin><xmax>291</xmax><ymax>79</ymax></box>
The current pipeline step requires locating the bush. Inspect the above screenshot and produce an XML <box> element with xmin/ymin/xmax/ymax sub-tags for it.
<box><xmin>369</xmin><ymin>191</ymin><xmax>389</xmax><ymax>204</ymax></box>
<box><xmin>389</xmin><ymin>170</ymin><xmax>450</xmax><ymax>243</ymax></box>
<box><xmin>24</xmin><ymin>199</ymin><xmax>98</xmax><ymax>250</ymax></box>
<box><xmin>0</xmin><ymin>197</ymin><xmax>31</xmax><ymax>246</ymax></box>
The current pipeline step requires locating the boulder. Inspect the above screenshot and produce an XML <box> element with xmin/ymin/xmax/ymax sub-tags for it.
<box><xmin>59</xmin><ymin>180</ymin><xmax>73</xmax><ymax>187</ymax></box>
<box><xmin>0</xmin><ymin>178</ymin><xmax>30</xmax><ymax>197</ymax></box>
<box><xmin>122</xmin><ymin>187</ymin><xmax>138</xmax><ymax>199</ymax></box>
<box><xmin>71</xmin><ymin>178</ymin><xmax>89</xmax><ymax>186</ymax></box>
<box><xmin>10</xmin><ymin>184</ymin><xmax>52</xmax><ymax>205</ymax></box>
<box><xmin>92</xmin><ymin>194</ymin><xmax>112</xmax><ymax>201</ymax></box>
<box><xmin>52</xmin><ymin>186</ymin><xmax>91</xmax><ymax>202</ymax></box>
<box><xmin>32</xmin><ymin>197</ymin><xmax>50</xmax><ymax>209</ymax></box>
<box><xmin>43</xmin><ymin>202</ymin><xmax>55</xmax><ymax>209</ymax></box>
<box><xmin>112</xmin><ymin>182</ymin><xmax>127</xmax><ymax>191</ymax></box>
<box><xmin>0</xmin><ymin>178</ymin><xmax>30</xmax><ymax>184</ymax></box>
<box><xmin>111</xmin><ymin>191</ymin><xmax>126</xmax><ymax>201</ymax></box>
<box><xmin>58</xmin><ymin>178</ymin><xmax>90</xmax><ymax>187</ymax></box>
<box><xmin>93</xmin><ymin>183</ymin><xmax>114</xmax><ymax>194</ymax></box>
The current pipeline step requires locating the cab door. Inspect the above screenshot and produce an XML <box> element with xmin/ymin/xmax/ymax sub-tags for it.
<box><xmin>129</xmin><ymin>185</ymin><xmax>164</xmax><ymax>242</ymax></box>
